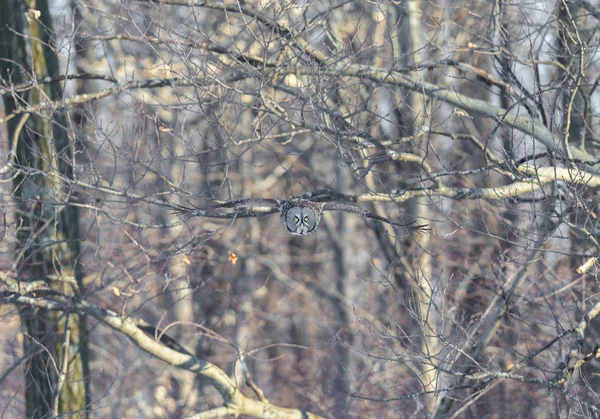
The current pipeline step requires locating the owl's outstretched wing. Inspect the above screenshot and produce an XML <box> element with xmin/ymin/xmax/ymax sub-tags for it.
<box><xmin>207</xmin><ymin>198</ymin><xmax>280</xmax><ymax>210</ymax></box>
<box><xmin>172</xmin><ymin>198</ymin><xmax>280</xmax><ymax>217</ymax></box>
<box><xmin>322</xmin><ymin>202</ymin><xmax>429</xmax><ymax>233</ymax></box>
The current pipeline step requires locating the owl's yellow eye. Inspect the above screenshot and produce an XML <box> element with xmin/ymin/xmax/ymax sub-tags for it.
<box><xmin>293</xmin><ymin>216</ymin><xmax>299</xmax><ymax>223</ymax></box>
<box><xmin>304</xmin><ymin>216</ymin><xmax>309</xmax><ymax>222</ymax></box>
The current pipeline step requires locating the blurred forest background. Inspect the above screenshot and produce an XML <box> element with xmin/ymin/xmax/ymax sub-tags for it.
<box><xmin>1</xmin><ymin>0</ymin><xmax>600</xmax><ymax>418</ymax></box>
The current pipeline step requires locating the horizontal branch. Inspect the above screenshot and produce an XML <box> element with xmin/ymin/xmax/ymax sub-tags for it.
<box><xmin>359</xmin><ymin>164</ymin><xmax>600</xmax><ymax>204</ymax></box>
<box><xmin>0</xmin><ymin>73</ymin><xmax>119</xmax><ymax>94</ymax></box>
<box><xmin>87</xmin><ymin>33</ymin><xmax>270</xmax><ymax>68</ymax></box>
<box><xmin>0</xmin><ymin>70</ymin><xmax>250</xmax><ymax>125</ymax></box>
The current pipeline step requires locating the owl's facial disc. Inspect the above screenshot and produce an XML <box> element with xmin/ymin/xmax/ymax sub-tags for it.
<box><xmin>283</xmin><ymin>203</ymin><xmax>318</xmax><ymax>235</ymax></box>
<box><xmin>301</xmin><ymin>207</ymin><xmax>316</xmax><ymax>234</ymax></box>
<box><xmin>288</xmin><ymin>210</ymin><xmax>304</xmax><ymax>234</ymax></box>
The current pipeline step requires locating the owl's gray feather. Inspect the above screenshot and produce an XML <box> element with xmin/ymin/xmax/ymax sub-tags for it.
<box><xmin>279</xmin><ymin>199</ymin><xmax>324</xmax><ymax>235</ymax></box>
<box><xmin>208</xmin><ymin>198</ymin><xmax>281</xmax><ymax>210</ymax></box>
<box><xmin>173</xmin><ymin>196</ymin><xmax>428</xmax><ymax>235</ymax></box>
<box><xmin>171</xmin><ymin>198</ymin><xmax>280</xmax><ymax>218</ymax></box>
<box><xmin>322</xmin><ymin>202</ymin><xmax>428</xmax><ymax>233</ymax></box>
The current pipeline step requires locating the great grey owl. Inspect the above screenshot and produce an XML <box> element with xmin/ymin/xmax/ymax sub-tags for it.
<box><xmin>173</xmin><ymin>197</ymin><xmax>427</xmax><ymax>235</ymax></box>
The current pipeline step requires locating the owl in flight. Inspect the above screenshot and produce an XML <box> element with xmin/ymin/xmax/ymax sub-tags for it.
<box><xmin>173</xmin><ymin>197</ymin><xmax>428</xmax><ymax>235</ymax></box>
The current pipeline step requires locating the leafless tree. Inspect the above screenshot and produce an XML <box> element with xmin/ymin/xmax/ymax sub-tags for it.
<box><xmin>1</xmin><ymin>0</ymin><xmax>600</xmax><ymax>418</ymax></box>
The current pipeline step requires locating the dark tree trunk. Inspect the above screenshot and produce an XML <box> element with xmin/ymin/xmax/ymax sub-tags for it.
<box><xmin>1</xmin><ymin>0</ymin><xmax>89</xmax><ymax>417</ymax></box>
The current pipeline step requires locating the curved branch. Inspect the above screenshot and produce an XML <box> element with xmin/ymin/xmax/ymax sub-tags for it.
<box><xmin>0</xmin><ymin>287</ymin><xmax>324</xmax><ymax>419</ymax></box>
<box><xmin>323</xmin><ymin>64</ymin><xmax>595</xmax><ymax>163</ymax></box>
<box><xmin>552</xmin><ymin>300</ymin><xmax>600</xmax><ymax>385</ymax></box>
<box><xmin>145</xmin><ymin>0</ymin><xmax>595</xmax><ymax>163</ymax></box>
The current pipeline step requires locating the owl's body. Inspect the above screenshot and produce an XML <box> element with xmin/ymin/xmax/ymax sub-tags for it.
<box><xmin>173</xmin><ymin>196</ymin><xmax>427</xmax><ymax>235</ymax></box>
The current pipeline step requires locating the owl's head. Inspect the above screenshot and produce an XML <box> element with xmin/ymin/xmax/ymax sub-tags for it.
<box><xmin>281</xmin><ymin>199</ymin><xmax>322</xmax><ymax>235</ymax></box>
